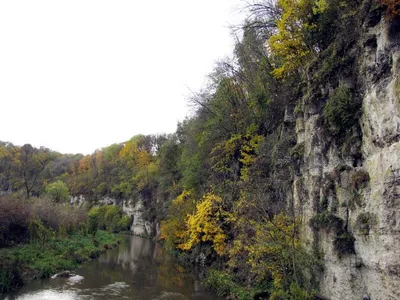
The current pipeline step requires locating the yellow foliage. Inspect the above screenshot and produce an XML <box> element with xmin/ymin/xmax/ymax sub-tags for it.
<box><xmin>313</xmin><ymin>0</ymin><xmax>328</xmax><ymax>14</ymax></box>
<box><xmin>119</xmin><ymin>140</ymin><xmax>152</xmax><ymax>171</ymax></box>
<box><xmin>247</xmin><ymin>214</ymin><xmax>299</xmax><ymax>286</ymax></box>
<box><xmin>239</xmin><ymin>133</ymin><xmax>262</xmax><ymax>181</ymax></box>
<box><xmin>178</xmin><ymin>193</ymin><xmax>231</xmax><ymax>256</ymax></box>
<box><xmin>173</xmin><ymin>189</ymin><xmax>193</xmax><ymax>205</ymax></box>
<box><xmin>0</xmin><ymin>147</ymin><xmax>9</xmax><ymax>158</ymax></box>
<box><xmin>211</xmin><ymin>134</ymin><xmax>242</xmax><ymax>175</ymax></box>
<box><xmin>134</xmin><ymin>160</ymin><xmax>159</xmax><ymax>191</ymax></box>
<box><xmin>159</xmin><ymin>190</ymin><xmax>195</xmax><ymax>248</ymax></box>
<box><xmin>229</xmin><ymin>207</ymin><xmax>301</xmax><ymax>288</ymax></box>
<box><xmin>211</xmin><ymin>131</ymin><xmax>262</xmax><ymax>182</ymax></box>
<box><xmin>78</xmin><ymin>155</ymin><xmax>91</xmax><ymax>173</ymax></box>
<box><xmin>118</xmin><ymin>138</ymin><xmax>154</xmax><ymax>191</ymax></box>
<box><xmin>268</xmin><ymin>0</ymin><xmax>316</xmax><ymax>78</ymax></box>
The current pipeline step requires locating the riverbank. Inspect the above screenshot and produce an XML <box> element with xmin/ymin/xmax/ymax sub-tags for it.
<box><xmin>4</xmin><ymin>235</ymin><xmax>219</xmax><ymax>300</ymax></box>
<box><xmin>0</xmin><ymin>230</ymin><xmax>120</xmax><ymax>294</ymax></box>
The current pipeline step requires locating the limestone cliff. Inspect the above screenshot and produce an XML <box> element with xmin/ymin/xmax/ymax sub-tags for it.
<box><xmin>294</xmin><ymin>10</ymin><xmax>400</xmax><ymax>300</ymax></box>
<box><xmin>67</xmin><ymin>5</ymin><xmax>400</xmax><ymax>299</ymax></box>
<box><xmin>70</xmin><ymin>196</ymin><xmax>156</xmax><ymax>237</ymax></box>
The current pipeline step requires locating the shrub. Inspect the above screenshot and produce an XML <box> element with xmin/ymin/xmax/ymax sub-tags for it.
<box><xmin>0</xmin><ymin>196</ymin><xmax>30</xmax><ymax>246</ymax></box>
<box><xmin>31</xmin><ymin>198</ymin><xmax>87</xmax><ymax>233</ymax></box>
<box><xmin>310</xmin><ymin>211</ymin><xmax>355</xmax><ymax>256</ymax></box>
<box><xmin>118</xmin><ymin>215</ymin><xmax>131</xmax><ymax>231</ymax></box>
<box><xmin>334</xmin><ymin>232</ymin><xmax>355</xmax><ymax>255</ymax></box>
<box><xmin>159</xmin><ymin>190</ymin><xmax>196</xmax><ymax>251</ymax></box>
<box><xmin>45</xmin><ymin>180</ymin><xmax>70</xmax><ymax>203</ymax></box>
<box><xmin>323</xmin><ymin>86</ymin><xmax>361</xmax><ymax>139</ymax></box>
<box><xmin>0</xmin><ymin>196</ymin><xmax>89</xmax><ymax>246</ymax></box>
<box><xmin>88</xmin><ymin>207</ymin><xmax>101</xmax><ymax>236</ymax></box>
<box><xmin>28</xmin><ymin>218</ymin><xmax>52</xmax><ymax>245</ymax></box>
<box><xmin>178</xmin><ymin>193</ymin><xmax>231</xmax><ymax>256</ymax></box>
<box><xmin>104</xmin><ymin>206</ymin><xmax>122</xmax><ymax>232</ymax></box>
<box><xmin>89</xmin><ymin>249</ymin><xmax>101</xmax><ymax>259</ymax></box>
<box><xmin>0</xmin><ymin>253</ymin><xmax>23</xmax><ymax>293</ymax></box>
<box><xmin>87</xmin><ymin>205</ymin><xmax>129</xmax><ymax>235</ymax></box>
<box><xmin>310</xmin><ymin>211</ymin><xmax>343</xmax><ymax>230</ymax></box>
<box><xmin>290</xmin><ymin>142</ymin><xmax>305</xmax><ymax>160</ymax></box>
<box><xmin>270</xmin><ymin>282</ymin><xmax>314</xmax><ymax>300</ymax></box>
<box><xmin>351</xmin><ymin>170</ymin><xmax>370</xmax><ymax>191</ymax></box>
<box><xmin>356</xmin><ymin>212</ymin><xmax>375</xmax><ymax>236</ymax></box>
<box><xmin>205</xmin><ymin>269</ymin><xmax>255</xmax><ymax>300</ymax></box>
<box><xmin>205</xmin><ymin>269</ymin><xmax>313</xmax><ymax>300</ymax></box>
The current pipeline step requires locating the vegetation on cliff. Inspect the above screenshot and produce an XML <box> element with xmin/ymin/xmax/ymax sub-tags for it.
<box><xmin>0</xmin><ymin>0</ymin><xmax>396</xmax><ymax>298</ymax></box>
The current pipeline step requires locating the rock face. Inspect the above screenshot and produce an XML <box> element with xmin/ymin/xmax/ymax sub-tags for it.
<box><xmin>65</xmin><ymin>12</ymin><xmax>400</xmax><ymax>298</ymax></box>
<box><xmin>129</xmin><ymin>199</ymin><xmax>153</xmax><ymax>237</ymax></box>
<box><xmin>70</xmin><ymin>196</ymin><xmax>155</xmax><ymax>237</ymax></box>
<box><xmin>70</xmin><ymin>195</ymin><xmax>86</xmax><ymax>206</ymax></box>
<box><xmin>294</xmin><ymin>16</ymin><xmax>400</xmax><ymax>300</ymax></box>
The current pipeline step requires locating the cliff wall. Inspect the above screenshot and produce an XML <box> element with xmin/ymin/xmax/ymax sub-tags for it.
<box><xmin>295</xmin><ymin>13</ymin><xmax>400</xmax><ymax>299</ymax></box>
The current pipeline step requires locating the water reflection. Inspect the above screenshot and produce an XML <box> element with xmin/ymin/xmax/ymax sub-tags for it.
<box><xmin>4</xmin><ymin>236</ymin><xmax>219</xmax><ymax>300</ymax></box>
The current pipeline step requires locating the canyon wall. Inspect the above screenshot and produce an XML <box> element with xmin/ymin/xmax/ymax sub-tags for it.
<box><xmin>294</xmin><ymin>14</ymin><xmax>400</xmax><ymax>299</ymax></box>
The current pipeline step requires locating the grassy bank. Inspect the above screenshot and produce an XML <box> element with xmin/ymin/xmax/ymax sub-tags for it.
<box><xmin>0</xmin><ymin>230</ymin><xmax>120</xmax><ymax>294</ymax></box>
<box><xmin>0</xmin><ymin>195</ymin><xmax>131</xmax><ymax>294</ymax></box>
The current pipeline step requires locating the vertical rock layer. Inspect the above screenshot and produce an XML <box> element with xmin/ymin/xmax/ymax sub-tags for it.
<box><xmin>295</xmin><ymin>14</ymin><xmax>400</xmax><ymax>299</ymax></box>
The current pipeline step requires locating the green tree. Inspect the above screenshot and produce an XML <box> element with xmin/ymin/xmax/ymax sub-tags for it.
<box><xmin>18</xmin><ymin>144</ymin><xmax>54</xmax><ymax>198</ymax></box>
<box><xmin>0</xmin><ymin>144</ymin><xmax>14</xmax><ymax>191</ymax></box>
<box><xmin>45</xmin><ymin>180</ymin><xmax>70</xmax><ymax>202</ymax></box>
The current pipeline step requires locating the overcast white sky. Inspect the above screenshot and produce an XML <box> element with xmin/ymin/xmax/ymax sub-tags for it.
<box><xmin>0</xmin><ymin>0</ymin><xmax>245</xmax><ymax>154</ymax></box>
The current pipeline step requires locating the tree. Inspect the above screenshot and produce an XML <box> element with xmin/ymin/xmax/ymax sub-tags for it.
<box><xmin>160</xmin><ymin>190</ymin><xmax>196</xmax><ymax>250</ymax></box>
<box><xmin>0</xmin><ymin>144</ymin><xmax>14</xmax><ymax>191</ymax></box>
<box><xmin>17</xmin><ymin>144</ymin><xmax>53</xmax><ymax>198</ymax></box>
<box><xmin>268</xmin><ymin>0</ymin><xmax>314</xmax><ymax>78</ymax></box>
<box><xmin>178</xmin><ymin>193</ymin><xmax>231</xmax><ymax>256</ymax></box>
<box><xmin>45</xmin><ymin>180</ymin><xmax>70</xmax><ymax>202</ymax></box>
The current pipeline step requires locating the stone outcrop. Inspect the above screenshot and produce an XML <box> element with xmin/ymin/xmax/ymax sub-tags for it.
<box><xmin>294</xmin><ymin>14</ymin><xmax>400</xmax><ymax>300</ymax></box>
<box><xmin>65</xmin><ymin>9</ymin><xmax>400</xmax><ymax>299</ymax></box>
<box><xmin>70</xmin><ymin>195</ymin><xmax>155</xmax><ymax>237</ymax></box>
<box><xmin>129</xmin><ymin>199</ymin><xmax>153</xmax><ymax>237</ymax></box>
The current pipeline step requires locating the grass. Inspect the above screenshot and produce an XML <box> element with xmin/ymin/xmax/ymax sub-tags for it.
<box><xmin>0</xmin><ymin>230</ymin><xmax>120</xmax><ymax>294</ymax></box>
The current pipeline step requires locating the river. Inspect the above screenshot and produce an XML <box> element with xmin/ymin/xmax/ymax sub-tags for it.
<box><xmin>4</xmin><ymin>236</ymin><xmax>220</xmax><ymax>300</ymax></box>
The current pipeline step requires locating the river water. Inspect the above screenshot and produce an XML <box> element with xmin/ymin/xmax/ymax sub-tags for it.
<box><xmin>4</xmin><ymin>236</ymin><xmax>220</xmax><ymax>300</ymax></box>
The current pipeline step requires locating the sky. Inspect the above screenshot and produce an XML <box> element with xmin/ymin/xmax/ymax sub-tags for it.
<box><xmin>0</xmin><ymin>0</ymin><xmax>245</xmax><ymax>154</ymax></box>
